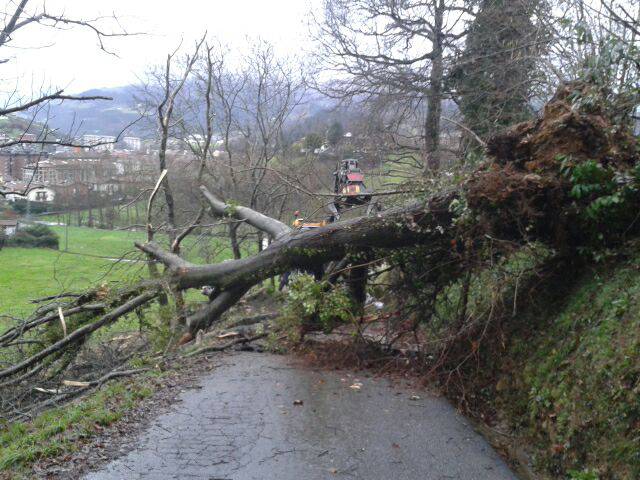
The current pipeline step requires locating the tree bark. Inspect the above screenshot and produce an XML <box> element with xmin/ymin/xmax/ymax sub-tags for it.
<box><xmin>135</xmin><ymin>191</ymin><xmax>456</xmax><ymax>331</ymax></box>
<box><xmin>423</xmin><ymin>0</ymin><xmax>445</xmax><ymax>174</ymax></box>
<box><xmin>200</xmin><ymin>186</ymin><xmax>290</xmax><ymax>239</ymax></box>
<box><xmin>346</xmin><ymin>261</ymin><xmax>369</xmax><ymax>314</ymax></box>
<box><xmin>229</xmin><ymin>222</ymin><xmax>242</xmax><ymax>260</ymax></box>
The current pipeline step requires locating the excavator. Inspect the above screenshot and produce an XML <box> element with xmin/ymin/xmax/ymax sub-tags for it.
<box><xmin>329</xmin><ymin>158</ymin><xmax>375</xmax><ymax>221</ymax></box>
<box><xmin>280</xmin><ymin>158</ymin><xmax>376</xmax><ymax>289</ymax></box>
<box><xmin>293</xmin><ymin>158</ymin><xmax>375</xmax><ymax>229</ymax></box>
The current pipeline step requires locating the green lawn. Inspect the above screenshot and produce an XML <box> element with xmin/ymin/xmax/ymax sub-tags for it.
<box><xmin>48</xmin><ymin>225</ymin><xmax>237</xmax><ymax>264</ymax></box>
<box><xmin>51</xmin><ymin>226</ymin><xmax>147</xmax><ymax>259</ymax></box>
<box><xmin>0</xmin><ymin>245</ymin><xmax>145</xmax><ymax>321</ymax></box>
<box><xmin>0</xmin><ymin>226</ymin><xmax>237</xmax><ymax>322</ymax></box>
<box><xmin>34</xmin><ymin>201</ymin><xmax>148</xmax><ymax>230</ymax></box>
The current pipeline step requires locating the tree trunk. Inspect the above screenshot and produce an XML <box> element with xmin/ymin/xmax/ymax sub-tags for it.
<box><xmin>134</xmin><ymin>202</ymin><xmax>140</xmax><ymax>224</ymax></box>
<box><xmin>345</xmin><ymin>258</ymin><xmax>370</xmax><ymax>315</ymax></box>
<box><xmin>158</xmin><ymin>146</ymin><xmax>177</xmax><ymax>244</ymax></box>
<box><xmin>229</xmin><ymin>222</ymin><xmax>242</xmax><ymax>260</ymax></box>
<box><xmin>423</xmin><ymin>0</ymin><xmax>445</xmax><ymax>174</ymax></box>
<box><xmin>135</xmin><ymin>187</ymin><xmax>456</xmax><ymax>332</ymax></box>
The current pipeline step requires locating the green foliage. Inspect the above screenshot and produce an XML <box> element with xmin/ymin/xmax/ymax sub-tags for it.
<box><xmin>303</xmin><ymin>133</ymin><xmax>324</xmax><ymax>153</ymax></box>
<box><xmin>278</xmin><ymin>273</ymin><xmax>352</xmax><ymax>341</ymax></box>
<box><xmin>148</xmin><ymin>303</ymin><xmax>175</xmax><ymax>350</ymax></box>
<box><xmin>9</xmin><ymin>199</ymin><xmax>52</xmax><ymax>215</ymax></box>
<box><xmin>560</xmin><ymin>156</ymin><xmax>640</xmax><ymax>250</ymax></box>
<box><xmin>452</xmin><ymin>0</ymin><xmax>541</xmax><ymax>142</ymax></box>
<box><xmin>224</xmin><ymin>200</ymin><xmax>239</xmax><ymax>216</ymax></box>
<box><xmin>6</xmin><ymin>224</ymin><xmax>59</xmax><ymax>249</ymax></box>
<box><xmin>568</xmin><ymin>470</ymin><xmax>599</xmax><ymax>480</ymax></box>
<box><xmin>466</xmin><ymin>249</ymin><xmax>640</xmax><ymax>478</ymax></box>
<box><xmin>326</xmin><ymin>121</ymin><xmax>344</xmax><ymax>146</ymax></box>
<box><xmin>557</xmin><ymin>14</ymin><xmax>639</xmax><ymax>126</ymax></box>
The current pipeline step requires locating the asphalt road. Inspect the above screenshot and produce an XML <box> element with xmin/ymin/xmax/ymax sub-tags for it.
<box><xmin>84</xmin><ymin>352</ymin><xmax>517</xmax><ymax>480</ymax></box>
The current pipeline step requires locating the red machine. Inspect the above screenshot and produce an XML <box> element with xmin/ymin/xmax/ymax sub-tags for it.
<box><xmin>330</xmin><ymin>158</ymin><xmax>373</xmax><ymax>220</ymax></box>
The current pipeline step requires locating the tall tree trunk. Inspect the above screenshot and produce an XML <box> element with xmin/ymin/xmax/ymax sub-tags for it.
<box><xmin>158</xmin><ymin>145</ymin><xmax>177</xmax><ymax>245</ymax></box>
<box><xmin>423</xmin><ymin>0</ymin><xmax>445</xmax><ymax>174</ymax></box>
<box><xmin>134</xmin><ymin>202</ymin><xmax>140</xmax><ymax>224</ymax></box>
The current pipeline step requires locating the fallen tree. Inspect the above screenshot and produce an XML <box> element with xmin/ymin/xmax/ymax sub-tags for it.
<box><xmin>1</xmin><ymin>81</ymin><xmax>638</xmax><ymax>411</ymax></box>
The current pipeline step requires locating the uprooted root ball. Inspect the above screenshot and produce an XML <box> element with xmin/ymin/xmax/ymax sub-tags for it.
<box><xmin>466</xmin><ymin>81</ymin><xmax>640</xmax><ymax>250</ymax></box>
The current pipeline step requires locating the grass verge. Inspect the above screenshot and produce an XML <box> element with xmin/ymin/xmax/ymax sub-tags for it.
<box><xmin>444</xmin><ymin>246</ymin><xmax>640</xmax><ymax>479</ymax></box>
<box><xmin>0</xmin><ymin>374</ymin><xmax>157</xmax><ymax>478</ymax></box>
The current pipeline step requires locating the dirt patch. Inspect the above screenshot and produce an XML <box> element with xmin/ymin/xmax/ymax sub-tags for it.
<box><xmin>486</xmin><ymin>82</ymin><xmax>637</xmax><ymax>171</ymax></box>
<box><xmin>293</xmin><ymin>336</ymin><xmax>435</xmax><ymax>390</ymax></box>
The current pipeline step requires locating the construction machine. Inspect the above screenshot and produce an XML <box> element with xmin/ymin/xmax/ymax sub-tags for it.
<box><xmin>329</xmin><ymin>158</ymin><xmax>374</xmax><ymax>221</ymax></box>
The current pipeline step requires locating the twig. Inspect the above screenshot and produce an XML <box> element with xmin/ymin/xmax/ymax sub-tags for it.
<box><xmin>0</xmin><ymin>291</ymin><xmax>159</xmax><ymax>380</ymax></box>
<box><xmin>57</xmin><ymin>307</ymin><xmax>67</xmax><ymax>337</ymax></box>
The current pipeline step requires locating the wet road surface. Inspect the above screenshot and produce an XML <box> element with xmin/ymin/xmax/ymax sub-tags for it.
<box><xmin>85</xmin><ymin>352</ymin><xmax>516</xmax><ymax>480</ymax></box>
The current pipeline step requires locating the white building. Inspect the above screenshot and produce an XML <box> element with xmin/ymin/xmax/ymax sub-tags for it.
<box><xmin>6</xmin><ymin>185</ymin><xmax>55</xmax><ymax>203</ymax></box>
<box><xmin>82</xmin><ymin>134</ymin><xmax>116</xmax><ymax>152</ymax></box>
<box><xmin>123</xmin><ymin>136</ymin><xmax>142</xmax><ymax>151</ymax></box>
<box><xmin>26</xmin><ymin>186</ymin><xmax>56</xmax><ymax>203</ymax></box>
<box><xmin>0</xmin><ymin>219</ymin><xmax>18</xmax><ymax>236</ymax></box>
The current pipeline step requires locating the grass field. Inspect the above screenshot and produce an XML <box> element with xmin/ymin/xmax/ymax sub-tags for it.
<box><xmin>34</xmin><ymin>200</ymin><xmax>148</xmax><ymax>230</ymax></box>
<box><xmin>0</xmin><ymin>225</ymin><xmax>237</xmax><ymax>323</ymax></box>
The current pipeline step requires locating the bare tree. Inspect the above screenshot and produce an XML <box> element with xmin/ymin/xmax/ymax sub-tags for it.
<box><xmin>542</xmin><ymin>0</ymin><xmax>639</xmax><ymax>109</ymax></box>
<box><xmin>0</xmin><ymin>0</ymin><xmax>137</xmax><ymax>197</ymax></box>
<box><xmin>144</xmin><ymin>35</ymin><xmax>206</xmax><ymax>245</ymax></box>
<box><xmin>312</xmin><ymin>0</ymin><xmax>477</xmax><ymax>173</ymax></box>
<box><xmin>180</xmin><ymin>39</ymin><xmax>307</xmax><ymax>256</ymax></box>
<box><xmin>180</xmin><ymin>40</ymin><xmax>247</xmax><ymax>258</ymax></box>
<box><xmin>235</xmin><ymin>42</ymin><xmax>306</xmax><ymax>232</ymax></box>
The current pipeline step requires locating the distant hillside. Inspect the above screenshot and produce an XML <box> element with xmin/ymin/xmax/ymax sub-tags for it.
<box><xmin>37</xmin><ymin>85</ymin><xmax>149</xmax><ymax>138</ymax></box>
<box><xmin>0</xmin><ymin>114</ymin><xmax>44</xmax><ymax>137</ymax></box>
<box><xmin>36</xmin><ymin>84</ymin><xmax>425</xmax><ymax>143</ymax></box>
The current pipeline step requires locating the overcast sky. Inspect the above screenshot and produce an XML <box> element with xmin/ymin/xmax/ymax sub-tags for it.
<box><xmin>2</xmin><ymin>0</ymin><xmax>316</xmax><ymax>95</ymax></box>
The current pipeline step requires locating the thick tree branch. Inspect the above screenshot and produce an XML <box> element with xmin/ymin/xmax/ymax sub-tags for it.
<box><xmin>138</xmin><ymin>194</ymin><xmax>456</xmax><ymax>294</ymax></box>
<box><xmin>200</xmin><ymin>186</ymin><xmax>291</xmax><ymax>239</ymax></box>
<box><xmin>0</xmin><ymin>90</ymin><xmax>111</xmax><ymax>116</ymax></box>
